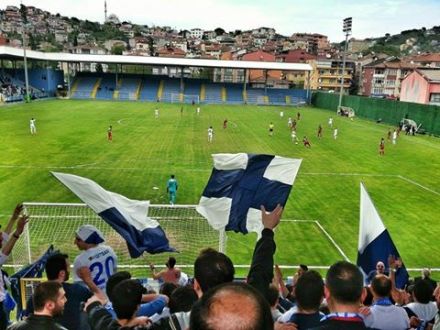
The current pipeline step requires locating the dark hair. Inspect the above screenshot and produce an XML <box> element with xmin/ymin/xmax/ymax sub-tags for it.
<box><xmin>266</xmin><ymin>284</ymin><xmax>279</xmax><ymax>307</ymax></box>
<box><xmin>413</xmin><ymin>279</ymin><xmax>434</xmax><ymax>304</ymax></box>
<box><xmin>106</xmin><ymin>271</ymin><xmax>131</xmax><ymax>302</ymax></box>
<box><xmin>299</xmin><ymin>264</ymin><xmax>308</xmax><ymax>272</ymax></box>
<box><xmin>296</xmin><ymin>270</ymin><xmax>324</xmax><ymax>311</ymax></box>
<box><xmin>45</xmin><ymin>253</ymin><xmax>69</xmax><ymax>281</ymax></box>
<box><xmin>171</xmin><ymin>175</ymin><xmax>175</xmax><ymax>178</ymax></box>
<box><xmin>326</xmin><ymin>261</ymin><xmax>364</xmax><ymax>304</ymax></box>
<box><xmin>160</xmin><ymin>282</ymin><xmax>178</xmax><ymax>297</ymax></box>
<box><xmin>112</xmin><ymin>279</ymin><xmax>143</xmax><ymax>320</ymax></box>
<box><xmin>194</xmin><ymin>248</ymin><xmax>235</xmax><ymax>293</ymax></box>
<box><xmin>33</xmin><ymin>281</ymin><xmax>63</xmax><ymax>311</ymax></box>
<box><xmin>169</xmin><ymin>285</ymin><xmax>198</xmax><ymax>313</ymax></box>
<box><xmin>371</xmin><ymin>275</ymin><xmax>392</xmax><ymax>298</ymax></box>
<box><xmin>166</xmin><ymin>257</ymin><xmax>176</xmax><ymax>268</ymax></box>
<box><xmin>190</xmin><ymin>282</ymin><xmax>273</xmax><ymax>330</ymax></box>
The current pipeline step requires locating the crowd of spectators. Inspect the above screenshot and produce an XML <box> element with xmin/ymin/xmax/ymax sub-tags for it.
<box><xmin>1</xmin><ymin>203</ymin><xmax>440</xmax><ymax>329</ymax></box>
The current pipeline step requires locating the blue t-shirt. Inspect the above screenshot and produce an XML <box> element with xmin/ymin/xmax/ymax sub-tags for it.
<box><xmin>105</xmin><ymin>296</ymin><xmax>167</xmax><ymax>318</ymax></box>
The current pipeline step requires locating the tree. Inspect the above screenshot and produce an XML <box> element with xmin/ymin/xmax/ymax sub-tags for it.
<box><xmin>20</xmin><ymin>4</ymin><xmax>27</xmax><ymax>23</ymax></box>
<box><xmin>111</xmin><ymin>45</ymin><xmax>125</xmax><ymax>55</ymax></box>
<box><xmin>214</xmin><ymin>27</ymin><xmax>225</xmax><ymax>36</ymax></box>
<box><xmin>95</xmin><ymin>63</ymin><xmax>103</xmax><ymax>73</ymax></box>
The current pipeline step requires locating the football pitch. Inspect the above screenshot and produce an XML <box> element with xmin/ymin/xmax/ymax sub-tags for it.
<box><xmin>0</xmin><ymin>99</ymin><xmax>439</xmax><ymax>276</ymax></box>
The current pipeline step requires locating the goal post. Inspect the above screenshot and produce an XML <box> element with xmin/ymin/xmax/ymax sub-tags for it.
<box><xmin>10</xmin><ymin>203</ymin><xmax>225</xmax><ymax>273</ymax></box>
<box><xmin>170</xmin><ymin>93</ymin><xmax>200</xmax><ymax>104</ymax></box>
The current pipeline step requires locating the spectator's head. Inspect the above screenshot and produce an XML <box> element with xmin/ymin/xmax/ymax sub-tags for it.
<box><xmin>111</xmin><ymin>279</ymin><xmax>143</xmax><ymax>320</ymax></box>
<box><xmin>413</xmin><ymin>279</ymin><xmax>434</xmax><ymax>304</ymax></box>
<box><xmin>74</xmin><ymin>224</ymin><xmax>105</xmax><ymax>250</ymax></box>
<box><xmin>376</xmin><ymin>261</ymin><xmax>385</xmax><ymax>274</ymax></box>
<box><xmin>371</xmin><ymin>274</ymin><xmax>392</xmax><ymax>298</ymax></box>
<box><xmin>296</xmin><ymin>270</ymin><xmax>324</xmax><ymax>312</ymax></box>
<box><xmin>171</xmin><ymin>174</ymin><xmax>175</xmax><ymax>179</ymax></box>
<box><xmin>193</xmin><ymin>248</ymin><xmax>234</xmax><ymax>297</ymax></box>
<box><xmin>106</xmin><ymin>271</ymin><xmax>132</xmax><ymax>302</ymax></box>
<box><xmin>422</xmin><ymin>268</ymin><xmax>431</xmax><ymax>279</ymax></box>
<box><xmin>325</xmin><ymin>261</ymin><xmax>365</xmax><ymax>309</ymax></box>
<box><xmin>298</xmin><ymin>264</ymin><xmax>308</xmax><ymax>276</ymax></box>
<box><xmin>166</xmin><ymin>257</ymin><xmax>176</xmax><ymax>269</ymax></box>
<box><xmin>45</xmin><ymin>253</ymin><xmax>70</xmax><ymax>282</ymax></box>
<box><xmin>160</xmin><ymin>282</ymin><xmax>178</xmax><ymax>298</ymax></box>
<box><xmin>32</xmin><ymin>281</ymin><xmax>66</xmax><ymax>317</ymax></box>
<box><xmin>169</xmin><ymin>285</ymin><xmax>198</xmax><ymax>313</ymax></box>
<box><xmin>190</xmin><ymin>282</ymin><xmax>273</xmax><ymax>330</ymax></box>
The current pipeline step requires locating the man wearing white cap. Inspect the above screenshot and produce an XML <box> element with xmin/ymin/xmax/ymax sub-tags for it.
<box><xmin>73</xmin><ymin>224</ymin><xmax>117</xmax><ymax>291</ymax></box>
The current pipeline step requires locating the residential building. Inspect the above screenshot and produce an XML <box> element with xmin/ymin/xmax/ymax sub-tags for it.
<box><xmin>190</xmin><ymin>28</ymin><xmax>203</xmax><ymax>39</ymax></box>
<box><xmin>362</xmin><ymin>57</ymin><xmax>417</xmax><ymax>98</ymax></box>
<box><xmin>290</xmin><ymin>33</ymin><xmax>329</xmax><ymax>54</ymax></box>
<box><xmin>306</xmin><ymin>57</ymin><xmax>355</xmax><ymax>92</ymax></box>
<box><xmin>400</xmin><ymin>69</ymin><xmax>440</xmax><ymax>105</ymax></box>
<box><xmin>242</xmin><ymin>50</ymin><xmax>284</xmax><ymax>87</ymax></box>
<box><xmin>406</xmin><ymin>53</ymin><xmax>440</xmax><ymax>68</ymax></box>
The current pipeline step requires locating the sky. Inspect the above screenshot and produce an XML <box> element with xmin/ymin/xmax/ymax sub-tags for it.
<box><xmin>1</xmin><ymin>0</ymin><xmax>439</xmax><ymax>42</ymax></box>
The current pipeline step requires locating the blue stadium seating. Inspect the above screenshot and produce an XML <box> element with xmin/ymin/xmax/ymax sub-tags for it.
<box><xmin>71</xmin><ymin>77</ymin><xmax>98</xmax><ymax>99</ymax></box>
<box><xmin>225</xmin><ymin>83</ymin><xmax>243</xmax><ymax>103</ymax></box>
<box><xmin>139</xmin><ymin>76</ymin><xmax>161</xmax><ymax>102</ymax></box>
<box><xmin>118</xmin><ymin>77</ymin><xmax>141</xmax><ymax>100</ymax></box>
<box><xmin>204</xmin><ymin>83</ymin><xmax>222</xmax><ymax>104</ymax></box>
<box><xmin>161</xmin><ymin>78</ymin><xmax>181</xmax><ymax>103</ymax></box>
<box><xmin>96</xmin><ymin>74</ymin><xmax>116</xmax><ymax>100</ymax></box>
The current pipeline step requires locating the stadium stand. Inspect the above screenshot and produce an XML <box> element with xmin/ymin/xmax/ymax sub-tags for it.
<box><xmin>183</xmin><ymin>79</ymin><xmax>202</xmax><ymax>104</ymax></box>
<box><xmin>140</xmin><ymin>76</ymin><xmax>161</xmax><ymax>101</ymax></box>
<box><xmin>161</xmin><ymin>78</ymin><xmax>181</xmax><ymax>102</ymax></box>
<box><xmin>95</xmin><ymin>73</ymin><xmax>116</xmax><ymax>100</ymax></box>
<box><xmin>203</xmin><ymin>83</ymin><xmax>223</xmax><ymax>104</ymax></box>
<box><xmin>118</xmin><ymin>77</ymin><xmax>142</xmax><ymax>100</ymax></box>
<box><xmin>225</xmin><ymin>83</ymin><xmax>243</xmax><ymax>103</ymax></box>
<box><xmin>246</xmin><ymin>88</ymin><xmax>266</xmax><ymax>105</ymax></box>
<box><xmin>71</xmin><ymin>76</ymin><xmax>100</xmax><ymax>99</ymax></box>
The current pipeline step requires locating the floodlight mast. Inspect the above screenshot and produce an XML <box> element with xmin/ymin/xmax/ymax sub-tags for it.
<box><xmin>338</xmin><ymin>17</ymin><xmax>352</xmax><ymax>112</ymax></box>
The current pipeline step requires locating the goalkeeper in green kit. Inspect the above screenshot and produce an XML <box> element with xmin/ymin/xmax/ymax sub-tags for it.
<box><xmin>167</xmin><ymin>174</ymin><xmax>178</xmax><ymax>205</ymax></box>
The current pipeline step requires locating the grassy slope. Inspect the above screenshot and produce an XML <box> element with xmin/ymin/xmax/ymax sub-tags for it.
<box><xmin>0</xmin><ymin>100</ymin><xmax>439</xmax><ymax>274</ymax></box>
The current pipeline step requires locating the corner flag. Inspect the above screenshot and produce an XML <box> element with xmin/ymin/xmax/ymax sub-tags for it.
<box><xmin>196</xmin><ymin>153</ymin><xmax>301</xmax><ymax>234</ymax></box>
<box><xmin>52</xmin><ymin>172</ymin><xmax>174</xmax><ymax>257</ymax></box>
<box><xmin>357</xmin><ymin>182</ymin><xmax>409</xmax><ymax>288</ymax></box>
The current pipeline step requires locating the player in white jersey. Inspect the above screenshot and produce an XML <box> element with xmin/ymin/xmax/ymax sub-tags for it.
<box><xmin>30</xmin><ymin>118</ymin><xmax>37</xmax><ymax>135</ymax></box>
<box><xmin>155</xmin><ymin>108</ymin><xmax>159</xmax><ymax>118</ymax></box>
<box><xmin>208</xmin><ymin>126</ymin><xmax>214</xmax><ymax>142</ymax></box>
<box><xmin>73</xmin><ymin>225</ymin><xmax>117</xmax><ymax>291</ymax></box>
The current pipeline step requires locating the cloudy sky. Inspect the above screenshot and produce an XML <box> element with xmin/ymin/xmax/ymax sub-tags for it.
<box><xmin>1</xmin><ymin>0</ymin><xmax>439</xmax><ymax>42</ymax></box>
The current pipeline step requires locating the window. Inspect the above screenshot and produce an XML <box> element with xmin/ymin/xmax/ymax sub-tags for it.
<box><xmin>430</xmin><ymin>93</ymin><xmax>440</xmax><ymax>103</ymax></box>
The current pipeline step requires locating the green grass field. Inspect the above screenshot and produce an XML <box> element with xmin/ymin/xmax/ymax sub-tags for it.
<box><xmin>1</xmin><ymin>99</ymin><xmax>439</xmax><ymax>276</ymax></box>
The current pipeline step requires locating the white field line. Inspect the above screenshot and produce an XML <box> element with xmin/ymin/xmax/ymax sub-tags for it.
<box><xmin>280</xmin><ymin>219</ymin><xmax>350</xmax><ymax>262</ymax></box>
<box><xmin>117</xmin><ymin>118</ymin><xmax>127</xmax><ymax>125</ymax></box>
<box><xmin>398</xmin><ymin>175</ymin><xmax>440</xmax><ymax>197</ymax></box>
<box><xmin>314</xmin><ymin>220</ymin><xmax>351</xmax><ymax>262</ymax></box>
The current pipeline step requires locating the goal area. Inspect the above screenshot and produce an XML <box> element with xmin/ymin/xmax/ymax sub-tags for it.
<box><xmin>170</xmin><ymin>93</ymin><xmax>200</xmax><ymax>104</ymax></box>
<box><xmin>10</xmin><ymin>203</ymin><xmax>225</xmax><ymax>272</ymax></box>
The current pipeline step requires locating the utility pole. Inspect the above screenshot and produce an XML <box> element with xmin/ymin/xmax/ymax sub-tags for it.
<box><xmin>338</xmin><ymin>17</ymin><xmax>352</xmax><ymax>112</ymax></box>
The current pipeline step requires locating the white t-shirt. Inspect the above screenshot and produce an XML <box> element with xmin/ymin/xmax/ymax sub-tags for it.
<box><xmin>208</xmin><ymin>128</ymin><xmax>213</xmax><ymax>136</ymax></box>
<box><xmin>364</xmin><ymin>304</ymin><xmax>410</xmax><ymax>330</ymax></box>
<box><xmin>73</xmin><ymin>244</ymin><xmax>117</xmax><ymax>290</ymax></box>
<box><xmin>30</xmin><ymin>119</ymin><xmax>36</xmax><ymax>127</ymax></box>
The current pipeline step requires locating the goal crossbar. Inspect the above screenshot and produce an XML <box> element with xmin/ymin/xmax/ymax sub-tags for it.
<box><xmin>11</xmin><ymin>203</ymin><xmax>225</xmax><ymax>273</ymax></box>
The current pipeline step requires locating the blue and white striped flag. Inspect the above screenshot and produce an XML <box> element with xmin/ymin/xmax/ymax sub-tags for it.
<box><xmin>196</xmin><ymin>153</ymin><xmax>302</xmax><ymax>234</ymax></box>
<box><xmin>357</xmin><ymin>182</ymin><xmax>409</xmax><ymax>288</ymax></box>
<box><xmin>52</xmin><ymin>172</ymin><xmax>174</xmax><ymax>257</ymax></box>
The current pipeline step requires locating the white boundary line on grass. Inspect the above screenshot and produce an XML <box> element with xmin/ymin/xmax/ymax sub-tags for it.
<box><xmin>398</xmin><ymin>175</ymin><xmax>440</xmax><ymax>197</ymax></box>
<box><xmin>280</xmin><ymin>219</ymin><xmax>350</xmax><ymax>262</ymax></box>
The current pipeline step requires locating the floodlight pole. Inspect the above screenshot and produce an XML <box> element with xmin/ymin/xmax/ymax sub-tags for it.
<box><xmin>21</xmin><ymin>22</ymin><xmax>30</xmax><ymax>102</ymax></box>
<box><xmin>338</xmin><ymin>17</ymin><xmax>352</xmax><ymax>112</ymax></box>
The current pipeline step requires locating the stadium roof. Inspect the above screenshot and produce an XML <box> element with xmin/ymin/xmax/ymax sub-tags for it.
<box><xmin>0</xmin><ymin>46</ymin><xmax>312</xmax><ymax>71</ymax></box>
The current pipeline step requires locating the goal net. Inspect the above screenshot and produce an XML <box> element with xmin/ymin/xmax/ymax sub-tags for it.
<box><xmin>170</xmin><ymin>93</ymin><xmax>200</xmax><ymax>104</ymax></box>
<box><xmin>10</xmin><ymin>203</ymin><xmax>226</xmax><ymax>273</ymax></box>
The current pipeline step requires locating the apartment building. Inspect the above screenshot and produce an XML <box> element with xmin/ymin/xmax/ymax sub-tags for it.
<box><xmin>306</xmin><ymin>57</ymin><xmax>355</xmax><ymax>92</ymax></box>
